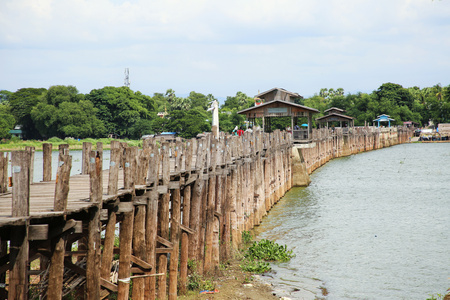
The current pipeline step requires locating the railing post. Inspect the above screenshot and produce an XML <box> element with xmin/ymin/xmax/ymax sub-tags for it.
<box><xmin>10</xmin><ymin>151</ymin><xmax>30</xmax><ymax>300</ymax></box>
<box><xmin>43</xmin><ymin>143</ymin><xmax>52</xmax><ymax>182</ymax></box>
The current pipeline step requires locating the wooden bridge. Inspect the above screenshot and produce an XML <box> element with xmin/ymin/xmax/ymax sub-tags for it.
<box><xmin>0</xmin><ymin>129</ymin><xmax>294</xmax><ymax>299</ymax></box>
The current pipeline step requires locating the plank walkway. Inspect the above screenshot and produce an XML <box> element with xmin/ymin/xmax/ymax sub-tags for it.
<box><xmin>0</xmin><ymin>170</ymin><xmax>129</xmax><ymax>227</ymax></box>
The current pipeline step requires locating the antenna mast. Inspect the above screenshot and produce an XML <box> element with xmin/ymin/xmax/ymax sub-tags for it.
<box><xmin>124</xmin><ymin>68</ymin><xmax>130</xmax><ymax>87</ymax></box>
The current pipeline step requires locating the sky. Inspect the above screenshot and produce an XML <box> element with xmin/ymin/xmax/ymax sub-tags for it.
<box><xmin>1</xmin><ymin>0</ymin><xmax>450</xmax><ymax>100</ymax></box>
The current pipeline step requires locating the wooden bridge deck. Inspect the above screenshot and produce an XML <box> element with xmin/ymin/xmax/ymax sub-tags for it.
<box><xmin>0</xmin><ymin>170</ymin><xmax>131</xmax><ymax>227</ymax></box>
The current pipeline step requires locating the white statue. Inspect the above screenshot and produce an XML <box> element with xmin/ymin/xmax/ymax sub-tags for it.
<box><xmin>207</xmin><ymin>100</ymin><xmax>219</xmax><ymax>137</ymax></box>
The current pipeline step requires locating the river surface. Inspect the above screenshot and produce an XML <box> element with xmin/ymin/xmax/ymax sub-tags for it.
<box><xmin>5</xmin><ymin>150</ymin><xmax>111</xmax><ymax>182</ymax></box>
<box><xmin>254</xmin><ymin>143</ymin><xmax>450</xmax><ymax>300</ymax></box>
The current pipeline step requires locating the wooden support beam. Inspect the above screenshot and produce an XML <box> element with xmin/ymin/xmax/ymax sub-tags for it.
<box><xmin>180</xmin><ymin>224</ymin><xmax>195</xmax><ymax>235</ymax></box>
<box><xmin>156</xmin><ymin>236</ymin><xmax>173</xmax><ymax>248</ymax></box>
<box><xmin>118</xmin><ymin>209</ymin><xmax>134</xmax><ymax>299</ymax></box>
<box><xmin>54</xmin><ymin>147</ymin><xmax>72</xmax><ymax>211</ymax></box>
<box><xmin>101</xmin><ymin>210</ymin><xmax>117</xmax><ymax>281</ymax></box>
<box><xmin>42</xmin><ymin>143</ymin><xmax>52</xmax><ymax>182</ymax></box>
<box><xmin>145</xmin><ymin>187</ymin><xmax>159</xmax><ymax>300</ymax></box>
<box><xmin>81</xmin><ymin>142</ymin><xmax>92</xmax><ymax>175</ymax></box>
<box><xmin>108</xmin><ymin>148</ymin><xmax>121</xmax><ymax>195</ymax></box>
<box><xmin>0</xmin><ymin>152</ymin><xmax>8</xmax><ymax>193</ymax></box>
<box><xmin>47</xmin><ymin>233</ymin><xmax>67</xmax><ymax>300</ymax></box>
<box><xmin>130</xmin><ymin>255</ymin><xmax>152</xmax><ymax>270</ymax></box>
<box><xmin>132</xmin><ymin>204</ymin><xmax>146</xmax><ymax>298</ymax></box>
<box><xmin>9</xmin><ymin>151</ymin><xmax>30</xmax><ymax>300</ymax></box>
<box><xmin>169</xmin><ymin>188</ymin><xmax>181</xmax><ymax>300</ymax></box>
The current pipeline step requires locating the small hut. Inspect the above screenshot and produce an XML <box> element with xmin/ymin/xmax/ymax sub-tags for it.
<box><xmin>237</xmin><ymin>88</ymin><xmax>319</xmax><ymax>142</ymax></box>
<box><xmin>316</xmin><ymin>107</ymin><xmax>355</xmax><ymax>130</ymax></box>
<box><xmin>373</xmin><ymin>114</ymin><xmax>395</xmax><ymax>127</ymax></box>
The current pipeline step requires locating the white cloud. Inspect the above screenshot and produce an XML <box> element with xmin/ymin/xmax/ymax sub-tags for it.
<box><xmin>1</xmin><ymin>0</ymin><xmax>449</xmax><ymax>97</ymax></box>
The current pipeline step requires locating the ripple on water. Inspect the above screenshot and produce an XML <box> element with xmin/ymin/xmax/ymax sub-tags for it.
<box><xmin>256</xmin><ymin>144</ymin><xmax>450</xmax><ymax>300</ymax></box>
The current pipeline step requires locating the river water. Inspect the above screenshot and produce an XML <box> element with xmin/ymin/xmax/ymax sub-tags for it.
<box><xmin>4</xmin><ymin>150</ymin><xmax>111</xmax><ymax>182</ymax></box>
<box><xmin>254</xmin><ymin>143</ymin><xmax>450</xmax><ymax>300</ymax></box>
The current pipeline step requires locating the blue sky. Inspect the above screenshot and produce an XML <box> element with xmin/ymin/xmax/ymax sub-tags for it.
<box><xmin>1</xmin><ymin>0</ymin><xmax>449</xmax><ymax>99</ymax></box>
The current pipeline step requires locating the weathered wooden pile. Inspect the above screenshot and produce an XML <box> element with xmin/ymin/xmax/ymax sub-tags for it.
<box><xmin>300</xmin><ymin>126</ymin><xmax>412</xmax><ymax>173</ymax></box>
<box><xmin>0</xmin><ymin>128</ymin><xmax>293</xmax><ymax>299</ymax></box>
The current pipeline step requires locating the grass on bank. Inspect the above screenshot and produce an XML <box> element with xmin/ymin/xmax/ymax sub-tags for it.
<box><xmin>0</xmin><ymin>137</ymin><xmax>142</xmax><ymax>151</ymax></box>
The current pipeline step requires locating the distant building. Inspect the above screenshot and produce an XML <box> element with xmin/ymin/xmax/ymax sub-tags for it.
<box><xmin>316</xmin><ymin>107</ymin><xmax>355</xmax><ymax>128</ymax></box>
<box><xmin>9</xmin><ymin>125</ymin><xmax>23</xmax><ymax>139</ymax></box>
<box><xmin>373</xmin><ymin>114</ymin><xmax>395</xmax><ymax>127</ymax></box>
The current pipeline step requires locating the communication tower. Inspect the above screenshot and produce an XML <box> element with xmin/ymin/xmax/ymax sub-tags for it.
<box><xmin>124</xmin><ymin>68</ymin><xmax>130</xmax><ymax>87</ymax></box>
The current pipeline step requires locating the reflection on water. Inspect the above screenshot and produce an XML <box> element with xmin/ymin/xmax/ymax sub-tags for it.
<box><xmin>254</xmin><ymin>143</ymin><xmax>450</xmax><ymax>300</ymax></box>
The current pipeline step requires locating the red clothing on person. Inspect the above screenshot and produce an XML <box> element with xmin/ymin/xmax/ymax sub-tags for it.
<box><xmin>237</xmin><ymin>129</ymin><xmax>244</xmax><ymax>136</ymax></box>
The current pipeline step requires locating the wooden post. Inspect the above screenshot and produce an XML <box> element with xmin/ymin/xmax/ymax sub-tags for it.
<box><xmin>118</xmin><ymin>209</ymin><xmax>135</xmax><ymax>299</ymax></box>
<box><xmin>168</xmin><ymin>188</ymin><xmax>181</xmax><ymax>300</ymax></box>
<box><xmin>100</xmin><ymin>208</ymin><xmax>117</xmax><ymax>280</ymax></box>
<box><xmin>145</xmin><ymin>146</ymin><xmax>160</xmax><ymax>300</ymax></box>
<box><xmin>107</xmin><ymin>148</ymin><xmax>121</xmax><ymax>195</ymax></box>
<box><xmin>179</xmin><ymin>184</ymin><xmax>191</xmax><ymax>294</ymax></box>
<box><xmin>203</xmin><ymin>174</ymin><xmax>216</xmax><ymax>273</ymax></box>
<box><xmin>124</xmin><ymin>147</ymin><xmax>136</xmax><ymax>192</ymax></box>
<box><xmin>0</xmin><ymin>152</ymin><xmax>8</xmax><ymax>193</ymax></box>
<box><xmin>47</xmin><ymin>220</ymin><xmax>68</xmax><ymax>300</ymax></box>
<box><xmin>43</xmin><ymin>143</ymin><xmax>52</xmax><ymax>182</ymax></box>
<box><xmin>25</xmin><ymin>146</ymin><xmax>35</xmax><ymax>184</ymax></box>
<box><xmin>10</xmin><ymin>151</ymin><xmax>30</xmax><ymax>300</ymax></box>
<box><xmin>221</xmin><ymin>172</ymin><xmax>232</xmax><ymax>260</ymax></box>
<box><xmin>145</xmin><ymin>188</ymin><xmax>159</xmax><ymax>300</ymax></box>
<box><xmin>132</xmin><ymin>204</ymin><xmax>147</xmax><ymax>299</ymax></box>
<box><xmin>86</xmin><ymin>150</ymin><xmax>102</xmax><ymax>299</ymax></box>
<box><xmin>189</xmin><ymin>139</ymin><xmax>206</xmax><ymax>261</ymax></box>
<box><xmin>81</xmin><ymin>142</ymin><xmax>92</xmax><ymax>174</ymax></box>
<box><xmin>97</xmin><ymin>142</ymin><xmax>103</xmax><ymax>194</ymax></box>
<box><xmin>157</xmin><ymin>142</ymin><xmax>170</xmax><ymax>300</ymax></box>
<box><xmin>54</xmin><ymin>146</ymin><xmax>72</xmax><ymax>211</ymax></box>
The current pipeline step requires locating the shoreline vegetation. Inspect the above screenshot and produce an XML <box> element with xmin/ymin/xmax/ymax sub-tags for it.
<box><xmin>0</xmin><ymin>137</ymin><xmax>142</xmax><ymax>152</ymax></box>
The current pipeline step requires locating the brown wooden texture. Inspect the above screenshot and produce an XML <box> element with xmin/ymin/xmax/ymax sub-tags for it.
<box><xmin>54</xmin><ymin>149</ymin><xmax>72</xmax><ymax>211</ymax></box>
<box><xmin>168</xmin><ymin>188</ymin><xmax>181</xmax><ymax>300</ymax></box>
<box><xmin>42</xmin><ymin>143</ymin><xmax>52</xmax><ymax>182</ymax></box>
<box><xmin>118</xmin><ymin>209</ymin><xmax>134</xmax><ymax>299</ymax></box>
<box><xmin>0</xmin><ymin>152</ymin><xmax>8</xmax><ymax>193</ymax></box>
<box><xmin>11</xmin><ymin>151</ymin><xmax>30</xmax><ymax>217</ymax></box>
<box><xmin>82</xmin><ymin>142</ymin><xmax>92</xmax><ymax>175</ymax></box>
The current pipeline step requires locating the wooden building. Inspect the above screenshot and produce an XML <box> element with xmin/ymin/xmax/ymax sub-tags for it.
<box><xmin>316</xmin><ymin>107</ymin><xmax>355</xmax><ymax>129</ymax></box>
<box><xmin>238</xmin><ymin>88</ymin><xmax>319</xmax><ymax>143</ymax></box>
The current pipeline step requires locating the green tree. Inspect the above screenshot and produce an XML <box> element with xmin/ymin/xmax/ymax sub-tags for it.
<box><xmin>9</xmin><ymin>87</ymin><xmax>47</xmax><ymax>139</ymax></box>
<box><xmin>166</xmin><ymin>108</ymin><xmax>210</xmax><ymax>139</ymax></box>
<box><xmin>57</xmin><ymin>100</ymin><xmax>106</xmax><ymax>138</ymax></box>
<box><xmin>0</xmin><ymin>103</ymin><xmax>16</xmax><ymax>139</ymax></box>
<box><xmin>189</xmin><ymin>91</ymin><xmax>209</xmax><ymax>110</ymax></box>
<box><xmin>375</xmin><ymin>83</ymin><xmax>414</xmax><ymax>110</ymax></box>
<box><xmin>0</xmin><ymin>90</ymin><xmax>12</xmax><ymax>104</ymax></box>
<box><xmin>221</xmin><ymin>91</ymin><xmax>253</xmax><ymax>111</ymax></box>
<box><xmin>87</xmin><ymin>86</ymin><xmax>150</xmax><ymax>137</ymax></box>
<box><xmin>46</xmin><ymin>85</ymin><xmax>83</xmax><ymax>107</ymax></box>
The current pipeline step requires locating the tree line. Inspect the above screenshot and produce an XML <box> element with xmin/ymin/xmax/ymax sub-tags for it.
<box><xmin>0</xmin><ymin>82</ymin><xmax>449</xmax><ymax>140</ymax></box>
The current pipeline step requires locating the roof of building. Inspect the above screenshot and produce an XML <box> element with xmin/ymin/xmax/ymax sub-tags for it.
<box><xmin>254</xmin><ymin>87</ymin><xmax>302</xmax><ymax>99</ymax></box>
<box><xmin>237</xmin><ymin>99</ymin><xmax>319</xmax><ymax>115</ymax></box>
<box><xmin>316</xmin><ymin>112</ymin><xmax>355</xmax><ymax>121</ymax></box>
<box><xmin>324</xmin><ymin>107</ymin><xmax>345</xmax><ymax>113</ymax></box>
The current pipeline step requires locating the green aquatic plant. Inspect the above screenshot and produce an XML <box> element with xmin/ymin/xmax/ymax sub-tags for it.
<box><xmin>246</xmin><ymin>239</ymin><xmax>295</xmax><ymax>262</ymax></box>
